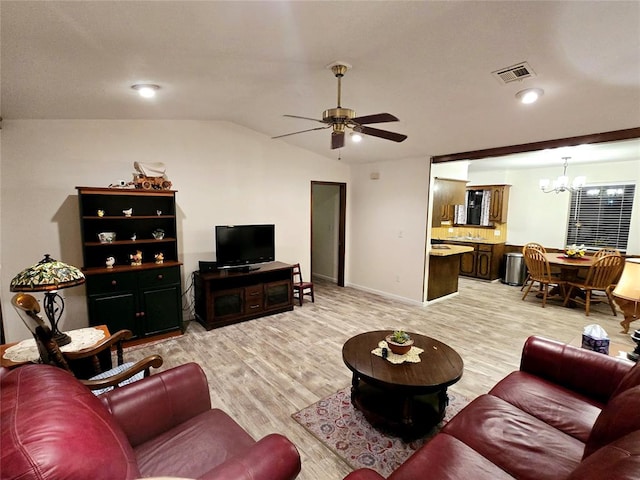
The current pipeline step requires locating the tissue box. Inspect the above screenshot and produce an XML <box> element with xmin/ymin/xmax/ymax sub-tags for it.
<box><xmin>581</xmin><ymin>334</ymin><xmax>610</xmax><ymax>354</ymax></box>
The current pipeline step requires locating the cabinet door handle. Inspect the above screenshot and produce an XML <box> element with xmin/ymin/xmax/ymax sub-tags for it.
<box><xmin>249</xmin><ymin>305</ymin><xmax>260</xmax><ymax>310</ymax></box>
<box><xmin>111</xmin><ymin>280</ymin><xmax>117</xmax><ymax>286</ymax></box>
<box><xmin>135</xmin><ymin>312</ymin><xmax>141</xmax><ymax>317</ymax></box>
<box><xmin>249</xmin><ymin>291</ymin><xmax>259</xmax><ymax>296</ymax></box>
<box><xmin>157</xmin><ymin>274</ymin><xmax>163</xmax><ymax>280</ymax></box>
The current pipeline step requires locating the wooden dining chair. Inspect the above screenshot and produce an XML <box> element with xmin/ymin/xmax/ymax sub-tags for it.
<box><xmin>292</xmin><ymin>263</ymin><xmax>314</xmax><ymax>306</ymax></box>
<box><xmin>521</xmin><ymin>243</ymin><xmax>547</xmax><ymax>292</ymax></box>
<box><xmin>11</xmin><ymin>293</ymin><xmax>163</xmax><ymax>394</ymax></box>
<box><xmin>594</xmin><ymin>247</ymin><xmax>621</xmax><ymax>259</ymax></box>
<box><xmin>521</xmin><ymin>248</ymin><xmax>565</xmax><ymax>307</ymax></box>
<box><xmin>562</xmin><ymin>254</ymin><xmax>624</xmax><ymax>316</ymax></box>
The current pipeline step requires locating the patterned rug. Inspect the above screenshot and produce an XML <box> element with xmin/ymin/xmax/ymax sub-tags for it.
<box><xmin>292</xmin><ymin>386</ymin><xmax>469</xmax><ymax>477</ymax></box>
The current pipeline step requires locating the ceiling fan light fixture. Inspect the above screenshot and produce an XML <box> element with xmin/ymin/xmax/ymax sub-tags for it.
<box><xmin>350</xmin><ymin>132</ymin><xmax>363</xmax><ymax>143</ymax></box>
<box><xmin>516</xmin><ymin>88</ymin><xmax>544</xmax><ymax>104</ymax></box>
<box><xmin>131</xmin><ymin>84</ymin><xmax>160</xmax><ymax>98</ymax></box>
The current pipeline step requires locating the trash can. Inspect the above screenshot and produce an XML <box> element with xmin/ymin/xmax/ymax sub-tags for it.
<box><xmin>503</xmin><ymin>252</ymin><xmax>527</xmax><ymax>286</ymax></box>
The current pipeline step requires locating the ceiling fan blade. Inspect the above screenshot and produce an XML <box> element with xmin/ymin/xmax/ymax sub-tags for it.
<box><xmin>272</xmin><ymin>125</ymin><xmax>331</xmax><ymax>139</ymax></box>
<box><xmin>331</xmin><ymin>131</ymin><xmax>345</xmax><ymax>149</ymax></box>
<box><xmin>283</xmin><ymin>114</ymin><xmax>326</xmax><ymax>124</ymax></box>
<box><xmin>360</xmin><ymin>126</ymin><xmax>408</xmax><ymax>143</ymax></box>
<box><xmin>351</xmin><ymin>113</ymin><xmax>399</xmax><ymax>125</ymax></box>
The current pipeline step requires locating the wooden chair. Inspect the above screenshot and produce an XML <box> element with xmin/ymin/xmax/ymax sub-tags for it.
<box><xmin>562</xmin><ymin>254</ymin><xmax>624</xmax><ymax>316</ymax></box>
<box><xmin>292</xmin><ymin>263</ymin><xmax>314</xmax><ymax>306</ymax></box>
<box><xmin>521</xmin><ymin>248</ymin><xmax>565</xmax><ymax>307</ymax></box>
<box><xmin>594</xmin><ymin>247</ymin><xmax>621</xmax><ymax>259</ymax></box>
<box><xmin>521</xmin><ymin>243</ymin><xmax>547</xmax><ymax>292</ymax></box>
<box><xmin>11</xmin><ymin>293</ymin><xmax>162</xmax><ymax>394</ymax></box>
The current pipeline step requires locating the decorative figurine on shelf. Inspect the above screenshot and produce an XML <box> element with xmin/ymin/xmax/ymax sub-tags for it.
<box><xmin>132</xmin><ymin>161</ymin><xmax>172</xmax><ymax>190</ymax></box>
<box><xmin>154</xmin><ymin>252</ymin><xmax>164</xmax><ymax>264</ymax></box>
<box><xmin>156</xmin><ymin>210</ymin><xmax>162</xmax><ymax>216</ymax></box>
<box><xmin>105</xmin><ymin>257</ymin><xmax>115</xmax><ymax>269</ymax></box>
<box><xmin>131</xmin><ymin>233</ymin><xmax>137</xmax><ymax>241</ymax></box>
<box><xmin>97</xmin><ymin>209</ymin><xmax>105</xmax><ymax>217</ymax></box>
<box><xmin>123</xmin><ymin>208</ymin><xmax>133</xmax><ymax>217</ymax></box>
<box><xmin>152</xmin><ymin>229</ymin><xmax>165</xmax><ymax>240</ymax></box>
<box><xmin>130</xmin><ymin>250</ymin><xmax>142</xmax><ymax>266</ymax></box>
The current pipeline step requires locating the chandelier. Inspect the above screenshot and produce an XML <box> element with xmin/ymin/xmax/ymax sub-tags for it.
<box><xmin>539</xmin><ymin>157</ymin><xmax>586</xmax><ymax>194</ymax></box>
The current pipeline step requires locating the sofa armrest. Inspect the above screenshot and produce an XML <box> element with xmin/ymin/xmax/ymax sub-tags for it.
<box><xmin>100</xmin><ymin>362</ymin><xmax>211</xmax><ymax>447</ymax></box>
<box><xmin>198</xmin><ymin>433</ymin><xmax>301</xmax><ymax>480</ymax></box>
<box><xmin>520</xmin><ymin>336</ymin><xmax>633</xmax><ymax>403</ymax></box>
<box><xmin>343</xmin><ymin>469</ymin><xmax>386</xmax><ymax>480</ymax></box>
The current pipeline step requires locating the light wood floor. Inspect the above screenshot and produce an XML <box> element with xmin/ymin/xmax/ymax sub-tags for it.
<box><xmin>126</xmin><ymin>277</ymin><xmax>634</xmax><ymax>480</ymax></box>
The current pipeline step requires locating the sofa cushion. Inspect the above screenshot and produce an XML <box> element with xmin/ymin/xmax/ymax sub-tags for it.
<box><xmin>389</xmin><ymin>433</ymin><xmax>515</xmax><ymax>480</ymax></box>
<box><xmin>442</xmin><ymin>394</ymin><xmax>584</xmax><ymax>480</ymax></box>
<box><xmin>135</xmin><ymin>408</ymin><xmax>256</xmax><ymax>478</ymax></box>
<box><xmin>610</xmin><ymin>360</ymin><xmax>640</xmax><ymax>398</ymax></box>
<box><xmin>489</xmin><ymin>371</ymin><xmax>602</xmax><ymax>442</ymax></box>
<box><xmin>569</xmin><ymin>431</ymin><xmax>640</xmax><ymax>480</ymax></box>
<box><xmin>0</xmin><ymin>364</ymin><xmax>140</xmax><ymax>480</ymax></box>
<box><xmin>583</xmin><ymin>384</ymin><xmax>640</xmax><ymax>458</ymax></box>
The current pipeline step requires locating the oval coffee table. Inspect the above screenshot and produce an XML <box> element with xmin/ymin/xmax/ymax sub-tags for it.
<box><xmin>342</xmin><ymin>330</ymin><xmax>463</xmax><ymax>439</ymax></box>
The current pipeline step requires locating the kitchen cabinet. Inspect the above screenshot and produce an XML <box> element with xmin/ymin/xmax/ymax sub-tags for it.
<box><xmin>487</xmin><ymin>185</ymin><xmax>510</xmax><ymax>223</ymax></box>
<box><xmin>450</xmin><ymin>241</ymin><xmax>505</xmax><ymax>280</ymax></box>
<box><xmin>77</xmin><ymin>187</ymin><xmax>183</xmax><ymax>339</ymax></box>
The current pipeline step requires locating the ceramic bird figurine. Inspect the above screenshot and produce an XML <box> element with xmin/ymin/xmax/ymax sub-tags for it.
<box><xmin>123</xmin><ymin>208</ymin><xmax>133</xmax><ymax>217</ymax></box>
<box><xmin>105</xmin><ymin>257</ymin><xmax>115</xmax><ymax>269</ymax></box>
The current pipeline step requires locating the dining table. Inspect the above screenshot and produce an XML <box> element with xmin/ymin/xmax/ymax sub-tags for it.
<box><xmin>542</xmin><ymin>252</ymin><xmax>595</xmax><ymax>304</ymax></box>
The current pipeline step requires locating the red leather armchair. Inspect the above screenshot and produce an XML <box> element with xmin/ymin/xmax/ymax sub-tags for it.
<box><xmin>345</xmin><ymin>336</ymin><xmax>640</xmax><ymax>480</ymax></box>
<box><xmin>1</xmin><ymin>362</ymin><xmax>301</xmax><ymax>480</ymax></box>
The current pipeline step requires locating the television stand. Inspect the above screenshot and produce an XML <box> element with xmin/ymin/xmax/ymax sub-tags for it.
<box><xmin>194</xmin><ymin>261</ymin><xmax>293</xmax><ymax>330</ymax></box>
<box><xmin>221</xmin><ymin>265</ymin><xmax>261</xmax><ymax>273</ymax></box>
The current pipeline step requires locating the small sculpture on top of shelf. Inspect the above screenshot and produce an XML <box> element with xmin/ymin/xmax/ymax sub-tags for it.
<box><xmin>123</xmin><ymin>208</ymin><xmax>133</xmax><ymax>217</ymax></box>
<box><xmin>130</xmin><ymin>250</ymin><xmax>142</xmax><ymax>266</ymax></box>
<box><xmin>97</xmin><ymin>209</ymin><xmax>105</xmax><ymax>217</ymax></box>
<box><xmin>154</xmin><ymin>252</ymin><xmax>164</xmax><ymax>264</ymax></box>
<box><xmin>105</xmin><ymin>257</ymin><xmax>115</xmax><ymax>269</ymax></box>
<box><xmin>132</xmin><ymin>161</ymin><xmax>172</xmax><ymax>190</ymax></box>
<box><xmin>156</xmin><ymin>210</ymin><xmax>162</xmax><ymax>216</ymax></box>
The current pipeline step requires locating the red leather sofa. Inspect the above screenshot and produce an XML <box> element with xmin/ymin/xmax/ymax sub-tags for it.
<box><xmin>345</xmin><ymin>336</ymin><xmax>640</xmax><ymax>480</ymax></box>
<box><xmin>1</xmin><ymin>362</ymin><xmax>301</xmax><ymax>480</ymax></box>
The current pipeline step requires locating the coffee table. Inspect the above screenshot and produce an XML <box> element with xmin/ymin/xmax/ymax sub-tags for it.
<box><xmin>342</xmin><ymin>330</ymin><xmax>463</xmax><ymax>439</ymax></box>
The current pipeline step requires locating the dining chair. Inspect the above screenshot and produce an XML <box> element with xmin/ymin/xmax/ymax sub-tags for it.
<box><xmin>522</xmin><ymin>248</ymin><xmax>565</xmax><ymax>307</ymax></box>
<box><xmin>521</xmin><ymin>243</ymin><xmax>547</xmax><ymax>292</ymax></box>
<box><xmin>292</xmin><ymin>263</ymin><xmax>315</xmax><ymax>306</ymax></box>
<box><xmin>562</xmin><ymin>254</ymin><xmax>624</xmax><ymax>316</ymax></box>
<box><xmin>594</xmin><ymin>247</ymin><xmax>621</xmax><ymax>259</ymax></box>
<box><xmin>11</xmin><ymin>293</ymin><xmax>163</xmax><ymax>394</ymax></box>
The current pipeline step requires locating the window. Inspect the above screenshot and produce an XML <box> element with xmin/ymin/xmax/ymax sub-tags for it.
<box><xmin>566</xmin><ymin>183</ymin><xmax>636</xmax><ymax>252</ymax></box>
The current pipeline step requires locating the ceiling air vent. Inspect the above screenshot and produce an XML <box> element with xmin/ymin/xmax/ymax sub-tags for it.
<box><xmin>492</xmin><ymin>62</ymin><xmax>536</xmax><ymax>84</ymax></box>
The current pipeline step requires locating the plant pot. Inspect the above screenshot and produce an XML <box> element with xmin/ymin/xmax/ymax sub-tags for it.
<box><xmin>385</xmin><ymin>335</ymin><xmax>414</xmax><ymax>355</ymax></box>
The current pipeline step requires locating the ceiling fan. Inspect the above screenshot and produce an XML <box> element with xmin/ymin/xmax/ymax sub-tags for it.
<box><xmin>273</xmin><ymin>63</ymin><xmax>408</xmax><ymax>150</ymax></box>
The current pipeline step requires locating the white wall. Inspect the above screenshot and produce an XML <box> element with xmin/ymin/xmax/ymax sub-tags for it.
<box><xmin>1</xmin><ymin>120</ymin><xmax>350</xmax><ymax>342</ymax></box>
<box><xmin>348</xmin><ymin>157</ymin><xmax>430</xmax><ymax>304</ymax></box>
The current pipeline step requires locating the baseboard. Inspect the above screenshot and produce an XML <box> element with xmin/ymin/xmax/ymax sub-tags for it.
<box><xmin>312</xmin><ymin>272</ymin><xmax>337</xmax><ymax>282</ymax></box>
<box><xmin>344</xmin><ymin>282</ymin><xmax>424</xmax><ymax>306</ymax></box>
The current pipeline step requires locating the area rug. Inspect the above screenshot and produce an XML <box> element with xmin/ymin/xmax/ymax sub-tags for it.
<box><xmin>292</xmin><ymin>387</ymin><xmax>469</xmax><ymax>476</ymax></box>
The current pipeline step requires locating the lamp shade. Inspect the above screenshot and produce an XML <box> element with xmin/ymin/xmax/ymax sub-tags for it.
<box><xmin>613</xmin><ymin>258</ymin><xmax>640</xmax><ymax>302</ymax></box>
<box><xmin>10</xmin><ymin>254</ymin><xmax>85</xmax><ymax>292</ymax></box>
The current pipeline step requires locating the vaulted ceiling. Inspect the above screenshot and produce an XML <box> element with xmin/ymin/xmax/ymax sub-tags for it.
<box><xmin>2</xmin><ymin>1</ymin><xmax>639</xmax><ymax>163</ymax></box>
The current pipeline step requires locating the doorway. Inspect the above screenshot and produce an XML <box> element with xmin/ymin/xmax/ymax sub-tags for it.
<box><xmin>311</xmin><ymin>181</ymin><xmax>346</xmax><ymax>286</ymax></box>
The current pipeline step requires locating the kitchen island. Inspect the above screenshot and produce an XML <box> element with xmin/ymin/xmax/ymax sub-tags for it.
<box><xmin>427</xmin><ymin>244</ymin><xmax>474</xmax><ymax>301</ymax></box>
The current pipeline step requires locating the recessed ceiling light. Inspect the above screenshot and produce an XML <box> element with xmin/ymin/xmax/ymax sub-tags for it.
<box><xmin>516</xmin><ymin>88</ymin><xmax>544</xmax><ymax>104</ymax></box>
<box><xmin>131</xmin><ymin>84</ymin><xmax>160</xmax><ymax>98</ymax></box>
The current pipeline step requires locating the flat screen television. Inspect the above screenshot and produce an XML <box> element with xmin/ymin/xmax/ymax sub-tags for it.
<box><xmin>215</xmin><ymin>224</ymin><xmax>275</xmax><ymax>269</ymax></box>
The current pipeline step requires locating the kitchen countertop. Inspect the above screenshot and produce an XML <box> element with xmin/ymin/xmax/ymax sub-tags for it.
<box><xmin>429</xmin><ymin>244</ymin><xmax>475</xmax><ymax>256</ymax></box>
<box><xmin>432</xmin><ymin>237</ymin><xmax>506</xmax><ymax>245</ymax></box>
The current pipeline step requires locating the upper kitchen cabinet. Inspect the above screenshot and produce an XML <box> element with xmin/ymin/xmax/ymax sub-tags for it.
<box><xmin>486</xmin><ymin>184</ymin><xmax>510</xmax><ymax>223</ymax></box>
<box><xmin>432</xmin><ymin>178</ymin><xmax>468</xmax><ymax>227</ymax></box>
<box><xmin>462</xmin><ymin>184</ymin><xmax>510</xmax><ymax>226</ymax></box>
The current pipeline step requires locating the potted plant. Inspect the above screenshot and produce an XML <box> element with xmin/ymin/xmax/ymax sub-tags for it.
<box><xmin>385</xmin><ymin>330</ymin><xmax>414</xmax><ymax>355</ymax></box>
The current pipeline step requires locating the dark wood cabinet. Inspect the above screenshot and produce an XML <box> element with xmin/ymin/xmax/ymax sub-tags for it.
<box><xmin>450</xmin><ymin>241</ymin><xmax>505</xmax><ymax>280</ymax></box>
<box><xmin>487</xmin><ymin>185</ymin><xmax>510</xmax><ymax>223</ymax></box>
<box><xmin>194</xmin><ymin>262</ymin><xmax>294</xmax><ymax>330</ymax></box>
<box><xmin>77</xmin><ymin>187</ymin><xmax>183</xmax><ymax>339</ymax></box>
